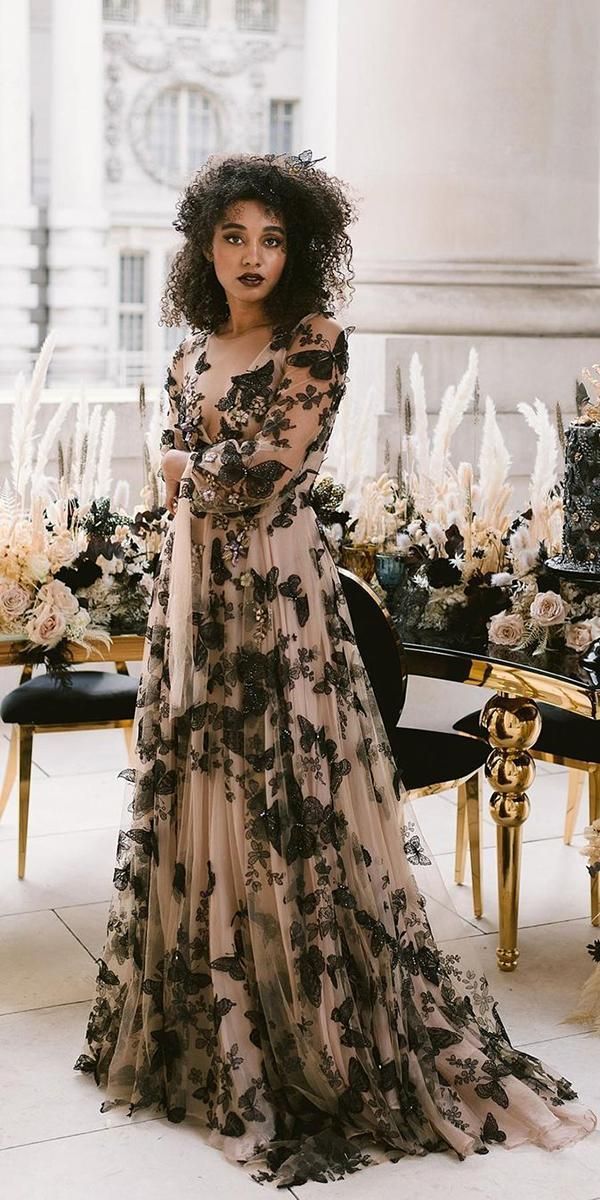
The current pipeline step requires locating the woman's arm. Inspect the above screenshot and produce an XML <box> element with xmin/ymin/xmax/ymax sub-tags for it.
<box><xmin>179</xmin><ymin>313</ymin><xmax>349</xmax><ymax>516</ymax></box>
<box><xmin>159</xmin><ymin>343</ymin><xmax>189</xmax><ymax>514</ymax></box>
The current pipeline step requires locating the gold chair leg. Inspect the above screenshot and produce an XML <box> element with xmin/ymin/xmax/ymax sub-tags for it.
<box><xmin>466</xmin><ymin>770</ymin><xmax>483</xmax><ymax>918</ymax></box>
<box><xmin>18</xmin><ymin>726</ymin><xmax>34</xmax><ymax>880</ymax></box>
<box><xmin>0</xmin><ymin>726</ymin><xmax>18</xmax><ymax>819</ymax></box>
<box><xmin>122</xmin><ymin>722</ymin><xmax>134</xmax><ymax>764</ymax></box>
<box><xmin>564</xmin><ymin>767</ymin><xmax>585</xmax><ymax>845</ymax></box>
<box><xmin>455</xmin><ymin>781</ymin><xmax>468</xmax><ymax>885</ymax></box>
<box><xmin>590</xmin><ymin>767</ymin><xmax>600</xmax><ymax>927</ymax></box>
<box><xmin>115</xmin><ymin>661</ymin><xmax>129</xmax><ymax>676</ymax></box>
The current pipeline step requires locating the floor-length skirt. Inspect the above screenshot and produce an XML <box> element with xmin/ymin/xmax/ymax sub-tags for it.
<box><xmin>75</xmin><ymin>505</ymin><xmax>596</xmax><ymax>1186</ymax></box>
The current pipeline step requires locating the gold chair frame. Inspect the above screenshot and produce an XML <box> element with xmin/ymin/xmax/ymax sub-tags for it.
<box><xmin>0</xmin><ymin>662</ymin><xmax>134</xmax><ymax>879</ymax></box>
<box><xmin>452</xmin><ymin>743</ymin><xmax>599</xmax><ymax>927</ymax></box>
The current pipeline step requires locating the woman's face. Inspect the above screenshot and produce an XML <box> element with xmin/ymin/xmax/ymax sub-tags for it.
<box><xmin>208</xmin><ymin>199</ymin><xmax>287</xmax><ymax>308</ymax></box>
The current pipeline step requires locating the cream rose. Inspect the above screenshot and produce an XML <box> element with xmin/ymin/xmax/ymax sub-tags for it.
<box><xmin>488</xmin><ymin>611</ymin><xmax>525</xmax><ymax>647</ymax></box>
<box><xmin>0</xmin><ymin>581</ymin><xmax>33</xmax><ymax>624</ymax></box>
<box><xmin>26</xmin><ymin>603</ymin><xmax>67</xmax><ymax>647</ymax></box>
<box><xmin>37</xmin><ymin>579</ymin><xmax>79</xmax><ymax>617</ymax></box>
<box><xmin>529</xmin><ymin>590</ymin><xmax>566</xmax><ymax>627</ymax></box>
<box><xmin>565</xmin><ymin>618</ymin><xmax>600</xmax><ymax>652</ymax></box>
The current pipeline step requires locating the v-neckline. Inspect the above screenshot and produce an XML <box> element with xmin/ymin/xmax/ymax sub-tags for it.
<box><xmin>191</xmin><ymin>328</ymin><xmax>279</xmax><ymax>446</ymax></box>
<box><xmin>203</xmin><ymin>327</ymin><xmax>276</xmax><ymax>378</ymax></box>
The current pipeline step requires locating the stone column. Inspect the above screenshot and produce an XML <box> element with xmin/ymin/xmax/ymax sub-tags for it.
<box><xmin>305</xmin><ymin>0</ymin><xmax>600</xmax><ymax>334</ymax></box>
<box><xmin>0</xmin><ymin>0</ymin><xmax>38</xmax><ymax>376</ymax></box>
<box><xmin>303</xmin><ymin>0</ymin><xmax>600</xmax><ymax>484</ymax></box>
<box><xmin>47</xmin><ymin>0</ymin><xmax>109</xmax><ymax>380</ymax></box>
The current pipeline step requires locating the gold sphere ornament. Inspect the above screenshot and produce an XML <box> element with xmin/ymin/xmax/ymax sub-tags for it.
<box><xmin>489</xmin><ymin>792</ymin><xmax>531</xmax><ymax>828</ymax></box>
<box><xmin>485</xmin><ymin>748</ymin><xmax>536</xmax><ymax>794</ymax></box>
<box><xmin>481</xmin><ymin>695</ymin><xmax>542</xmax><ymax>750</ymax></box>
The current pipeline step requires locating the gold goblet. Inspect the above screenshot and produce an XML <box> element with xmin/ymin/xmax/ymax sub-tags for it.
<box><xmin>340</xmin><ymin>541</ymin><xmax>378</xmax><ymax>583</ymax></box>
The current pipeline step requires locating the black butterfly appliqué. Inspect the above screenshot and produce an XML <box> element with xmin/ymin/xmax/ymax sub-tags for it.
<box><xmin>403</xmin><ymin>834</ymin><xmax>432</xmax><ymax>867</ymax></box>
<box><xmin>287</xmin><ymin>329</ymin><xmax>350</xmax><ymax>381</ymax></box>
<box><xmin>482</xmin><ymin>1112</ymin><xmax>507</xmax><ymax>1144</ymax></box>
<box><xmin>278</xmin><ymin>573</ymin><xmax>310</xmax><ymax>626</ymax></box>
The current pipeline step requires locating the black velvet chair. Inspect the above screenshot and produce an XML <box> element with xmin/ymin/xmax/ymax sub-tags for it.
<box><xmin>0</xmin><ymin>663</ymin><xmax>138</xmax><ymax>879</ymax></box>
<box><xmin>454</xmin><ymin>702</ymin><xmax>600</xmax><ymax>922</ymax></box>
<box><xmin>338</xmin><ymin>568</ymin><xmax>489</xmax><ymax>917</ymax></box>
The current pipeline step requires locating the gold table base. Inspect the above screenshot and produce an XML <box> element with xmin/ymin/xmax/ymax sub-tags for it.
<box><xmin>482</xmin><ymin>693</ymin><xmax>543</xmax><ymax>971</ymax></box>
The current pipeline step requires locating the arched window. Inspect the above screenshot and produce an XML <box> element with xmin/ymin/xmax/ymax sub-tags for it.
<box><xmin>144</xmin><ymin>87</ymin><xmax>220</xmax><ymax>185</ymax></box>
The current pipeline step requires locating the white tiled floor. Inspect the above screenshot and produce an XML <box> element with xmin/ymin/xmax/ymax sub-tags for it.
<box><xmin>1</xmin><ymin>683</ymin><xmax>600</xmax><ymax>1200</ymax></box>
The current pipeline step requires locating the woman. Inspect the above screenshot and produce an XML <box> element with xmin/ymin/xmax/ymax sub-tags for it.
<box><xmin>75</xmin><ymin>153</ymin><xmax>596</xmax><ymax>1186</ymax></box>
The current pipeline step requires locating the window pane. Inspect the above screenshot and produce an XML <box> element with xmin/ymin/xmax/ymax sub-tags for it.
<box><xmin>119</xmin><ymin>312</ymin><xmax>144</xmax><ymax>352</ymax></box>
<box><xmin>146</xmin><ymin>90</ymin><xmax>179</xmax><ymax>176</ymax></box>
<box><xmin>187</xmin><ymin>90</ymin><xmax>219</xmax><ymax>172</ymax></box>
<box><xmin>269</xmin><ymin>100</ymin><xmax>295</xmax><ymax>154</ymax></box>
<box><xmin>119</xmin><ymin>253</ymin><xmax>146</xmax><ymax>304</ymax></box>
<box><xmin>103</xmin><ymin>0</ymin><xmax>137</xmax><ymax>21</ymax></box>
<box><xmin>236</xmin><ymin>0</ymin><xmax>278</xmax><ymax>33</ymax></box>
<box><xmin>165</xmin><ymin>0</ymin><xmax>209</xmax><ymax>25</ymax></box>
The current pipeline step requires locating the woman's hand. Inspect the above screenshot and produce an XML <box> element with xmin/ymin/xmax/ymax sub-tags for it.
<box><xmin>162</xmin><ymin>449</ymin><xmax>190</xmax><ymax>516</ymax></box>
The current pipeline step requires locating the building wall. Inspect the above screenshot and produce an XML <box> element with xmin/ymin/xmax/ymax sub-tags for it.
<box><xmin>24</xmin><ymin>0</ymin><xmax>305</xmax><ymax>387</ymax></box>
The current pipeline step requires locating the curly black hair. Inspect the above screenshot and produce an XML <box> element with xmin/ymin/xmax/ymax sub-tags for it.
<box><xmin>160</xmin><ymin>153</ymin><xmax>358</xmax><ymax>334</ymax></box>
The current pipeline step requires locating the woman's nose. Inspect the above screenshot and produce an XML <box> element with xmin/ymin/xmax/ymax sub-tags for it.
<box><xmin>242</xmin><ymin>244</ymin><xmax>262</xmax><ymax>266</ymax></box>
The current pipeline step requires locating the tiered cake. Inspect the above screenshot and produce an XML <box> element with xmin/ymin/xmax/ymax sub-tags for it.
<box><xmin>550</xmin><ymin>367</ymin><xmax>600</xmax><ymax>575</ymax></box>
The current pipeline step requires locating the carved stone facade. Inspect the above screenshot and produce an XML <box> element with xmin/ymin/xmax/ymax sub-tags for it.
<box><xmin>16</xmin><ymin>0</ymin><xmax>304</xmax><ymax>383</ymax></box>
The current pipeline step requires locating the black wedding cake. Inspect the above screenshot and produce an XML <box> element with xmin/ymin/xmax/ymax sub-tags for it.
<box><xmin>549</xmin><ymin>368</ymin><xmax>600</xmax><ymax>576</ymax></box>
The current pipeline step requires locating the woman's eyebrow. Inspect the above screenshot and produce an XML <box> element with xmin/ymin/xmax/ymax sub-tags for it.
<box><xmin>220</xmin><ymin>222</ymin><xmax>286</xmax><ymax>235</ymax></box>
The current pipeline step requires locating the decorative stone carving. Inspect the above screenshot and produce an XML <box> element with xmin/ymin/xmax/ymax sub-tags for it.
<box><xmin>105</xmin><ymin>26</ymin><xmax>279</xmax><ymax>78</ymax></box>
<box><xmin>246</xmin><ymin>68</ymin><xmax>266</xmax><ymax>153</ymax></box>
<box><xmin>104</xmin><ymin>48</ymin><xmax>125</xmax><ymax>182</ymax></box>
<box><xmin>104</xmin><ymin>29</ymin><xmax>172</xmax><ymax>73</ymax></box>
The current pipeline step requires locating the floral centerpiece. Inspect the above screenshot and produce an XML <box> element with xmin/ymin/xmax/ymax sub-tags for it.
<box><xmin>328</xmin><ymin>347</ymin><xmax>600</xmax><ymax>658</ymax></box>
<box><xmin>0</xmin><ymin>334</ymin><xmax>168</xmax><ymax>670</ymax></box>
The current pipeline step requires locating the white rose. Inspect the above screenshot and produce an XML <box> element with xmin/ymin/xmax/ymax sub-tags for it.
<box><xmin>565</xmin><ymin>620</ymin><xmax>597</xmax><ymax>653</ymax></box>
<box><xmin>530</xmin><ymin>590</ymin><xmax>566</xmax><ymax>627</ymax></box>
<box><xmin>47</xmin><ymin>533</ymin><xmax>78</xmax><ymax>571</ymax></box>
<box><xmin>37</xmin><ymin>579</ymin><xmax>79</xmax><ymax>617</ymax></box>
<box><xmin>25</xmin><ymin>552</ymin><xmax>51</xmax><ymax>583</ymax></box>
<box><xmin>26</xmin><ymin>603</ymin><xmax>68</xmax><ymax>647</ymax></box>
<box><xmin>0</xmin><ymin>581</ymin><xmax>33</xmax><ymax>623</ymax></box>
<box><xmin>491</xmin><ymin>572</ymin><xmax>513</xmax><ymax>588</ymax></box>
<box><xmin>395</xmin><ymin>533</ymin><xmax>413</xmax><ymax>553</ymax></box>
<box><xmin>488</xmin><ymin>611</ymin><xmax>525</xmax><ymax>647</ymax></box>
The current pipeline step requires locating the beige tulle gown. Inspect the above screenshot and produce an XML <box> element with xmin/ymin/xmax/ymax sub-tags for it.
<box><xmin>75</xmin><ymin>312</ymin><xmax>596</xmax><ymax>1186</ymax></box>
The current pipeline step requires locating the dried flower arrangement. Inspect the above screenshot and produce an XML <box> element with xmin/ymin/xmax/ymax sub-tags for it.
<box><xmin>0</xmin><ymin>334</ymin><xmax>168</xmax><ymax>669</ymax></box>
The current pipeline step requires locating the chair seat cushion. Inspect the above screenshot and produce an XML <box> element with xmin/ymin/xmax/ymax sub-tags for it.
<box><xmin>390</xmin><ymin>726</ymin><xmax>488</xmax><ymax>791</ymax></box>
<box><xmin>454</xmin><ymin>704</ymin><xmax>600</xmax><ymax>766</ymax></box>
<box><xmin>0</xmin><ymin>671</ymin><xmax>139</xmax><ymax>725</ymax></box>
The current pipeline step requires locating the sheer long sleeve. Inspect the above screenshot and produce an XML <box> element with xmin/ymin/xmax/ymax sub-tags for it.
<box><xmin>159</xmin><ymin>342</ymin><xmax>187</xmax><ymax>465</ymax></box>
<box><xmin>180</xmin><ymin>314</ymin><xmax>349</xmax><ymax>515</ymax></box>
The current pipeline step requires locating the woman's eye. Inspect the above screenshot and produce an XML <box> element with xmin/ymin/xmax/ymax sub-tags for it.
<box><xmin>265</xmin><ymin>237</ymin><xmax>284</xmax><ymax>248</ymax></box>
